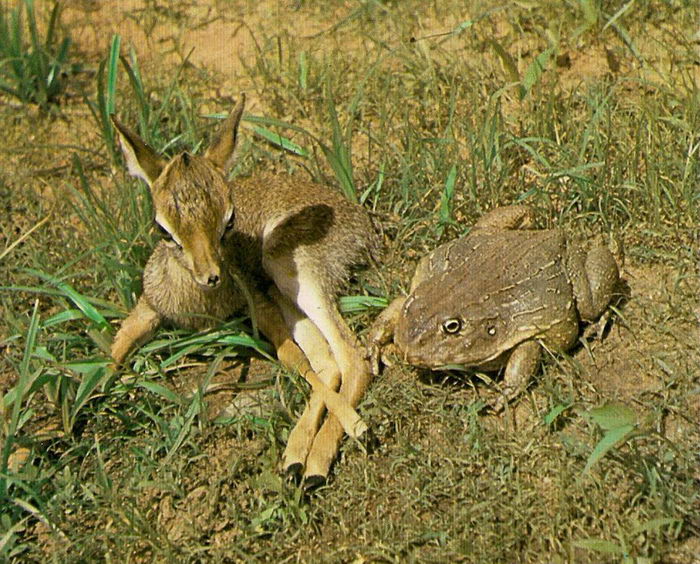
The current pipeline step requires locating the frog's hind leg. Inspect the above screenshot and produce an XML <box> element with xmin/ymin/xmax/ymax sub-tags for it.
<box><xmin>492</xmin><ymin>340</ymin><xmax>541</xmax><ymax>412</ymax></box>
<box><xmin>473</xmin><ymin>205</ymin><xmax>537</xmax><ymax>231</ymax></box>
<box><xmin>568</xmin><ymin>244</ymin><xmax>620</xmax><ymax>323</ymax></box>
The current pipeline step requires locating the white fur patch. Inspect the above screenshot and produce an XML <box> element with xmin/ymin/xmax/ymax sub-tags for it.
<box><xmin>117</xmin><ymin>135</ymin><xmax>155</xmax><ymax>186</ymax></box>
<box><xmin>262</xmin><ymin>213</ymin><xmax>286</xmax><ymax>243</ymax></box>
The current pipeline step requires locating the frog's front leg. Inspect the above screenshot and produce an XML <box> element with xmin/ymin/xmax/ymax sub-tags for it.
<box><xmin>473</xmin><ymin>205</ymin><xmax>537</xmax><ymax>231</ymax></box>
<box><xmin>492</xmin><ymin>340</ymin><xmax>541</xmax><ymax>412</ymax></box>
<box><xmin>367</xmin><ymin>296</ymin><xmax>406</xmax><ymax>376</ymax></box>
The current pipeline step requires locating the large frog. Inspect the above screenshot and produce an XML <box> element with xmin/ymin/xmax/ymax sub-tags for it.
<box><xmin>368</xmin><ymin>205</ymin><xmax>622</xmax><ymax>410</ymax></box>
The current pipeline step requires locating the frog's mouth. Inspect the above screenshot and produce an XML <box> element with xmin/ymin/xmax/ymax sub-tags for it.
<box><xmin>402</xmin><ymin>349</ymin><xmax>436</xmax><ymax>368</ymax></box>
<box><xmin>433</xmin><ymin>357</ymin><xmax>504</xmax><ymax>372</ymax></box>
<box><xmin>410</xmin><ymin>350</ymin><xmax>508</xmax><ymax>373</ymax></box>
<box><xmin>433</xmin><ymin>363</ymin><xmax>470</xmax><ymax>372</ymax></box>
<box><xmin>402</xmin><ymin>347</ymin><xmax>498</xmax><ymax>370</ymax></box>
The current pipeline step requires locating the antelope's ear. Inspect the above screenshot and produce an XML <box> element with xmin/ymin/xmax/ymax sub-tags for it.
<box><xmin>204</xmin><ymin>93</ymin><xmax>246</xmax><ymax>174</ymax></box>
<box><xmin>110</xmin><ymin>115</ymin><xmax>166</xmax><ymax>186</ymax></box>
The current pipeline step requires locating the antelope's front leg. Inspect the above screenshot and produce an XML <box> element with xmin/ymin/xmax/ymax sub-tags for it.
<box><xmin>111</xmin><ymin>296</ymin><xmax>162</xmax><ymax>365</ymax></box>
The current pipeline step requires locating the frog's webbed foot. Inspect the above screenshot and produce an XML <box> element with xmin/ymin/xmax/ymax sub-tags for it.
<box><xmin>366</xmin><ymin>296</ymin><xmax>407</xmax><ymax>376</ymax></box>
<box><xmin>366</xmin><ymin>343</ymin><xmax>381</xmax><ymax>378</ymax></box>
<box><xmin>368</xmin><ymin>342</ymin><xmax>402</xmax><ymax>376</ymax></box>
<box><xmin>582</xmin><ymin>304</ymin><xmax>621</xmax><ymax>342</ymax></box>
<box><xmin>367</xmin><ymin>340</ymin><xmax>389</xmax><ymax>377</ymax></box>
<box><xmin>491</xmin><ymin>340</ymin><xmax>541</xmax><ymax>413</ymax></box>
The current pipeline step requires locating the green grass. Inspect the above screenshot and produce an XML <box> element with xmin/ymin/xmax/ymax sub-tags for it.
<box><xmin>0</xmin><ymin>0</ymin><xmax>698</xmax><ymax>561</ymax></box>
<box><xmin>0</xmin><ymin>0</ymin><xmax>72</xmax><ymax>110</ymax></box>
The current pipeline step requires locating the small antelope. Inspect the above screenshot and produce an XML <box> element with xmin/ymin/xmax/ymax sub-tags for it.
<box><xmin>110</xmin><ymin>94</ymin><xmax>379</xmax><ymax>484</ymax></box>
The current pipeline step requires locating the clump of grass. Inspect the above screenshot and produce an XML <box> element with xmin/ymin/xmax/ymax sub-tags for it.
<box><xmin>0</xmin><ymin>0</ymin><xmax>72</xmax><ymax>109</ymax></box>
<box><xmin>87</xmin><ymin>34</ymin><xmax>202</xmax><ymax>162</ymax></box>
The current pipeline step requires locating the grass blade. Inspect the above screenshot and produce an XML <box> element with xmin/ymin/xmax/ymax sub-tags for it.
<box><xmin>241</xmin><ymin>113</ymin><xmax>314</xmax><ymax>138</ymax></box>
<box><xmin>26</xmin><ymin>269</ymin><xmax>110</xmax><ymax>331</ymax></box>
<box><xmin>324</xmin><ymin>81</ymin><xmax>357</xmax><ymax>202</ymax></box>
<box><xmin>298</xmin><ymin>50</ymin><xmax>308</xmax><ymax>91</ymax></box>
<box><xmin>339</xmin><ymin>295</ymin><xmax>389</xmax><ymax>314</ymax></box>
<box><xmin>136</xmin><ymin>381</ymin><xmax>183</xmax><ymax>405</ymax></box>
<box><xmin>437</xmin><ymin>164</ymin><xmax>457</xmax><ymax>236</ymax></box>
<box><xmin>120</xmin><ymin>47</ymin><xmax>149</xmax><ymax>136</ymax></box>
<box><xmin>95</xmin><ymin>34</ymin><xmax>121</xmax><ymax>158</ymax></box>
<box><xmin>69</xmin><ymin>366</ymin><xmax>109</xmax><ymax>430</ymax></box>
<box><xmin>520</xmin><ymin>47</ymin><xmax>554</xmax><ymax>100</ymax></box>
<box><xmin>41</xmin><ymin>310</ymin><xmax>86</xmax><ymax>329</ymax></box>
<box><xmin>319</xmin><ymin>139</ymin><xmax>356</xmax><ymax>202</ymax></box>
<box><xmin>252</xmin><ymin>125</ymin><xmax>309</xmax><ymax>156</ymax></box>
<box><xmin>11</xmin><ymin>300</ymin><xmax>41</xmax><ymax>432</ymax></box>
<box><xmin>583</xmin><ymin>424</ymin><xmax>636</xmax><ymax>474</ymax></box>
<box><xmin>489</xmin><ymin>39</ymin><xmax>520</xmax><ymax>83</ymax></box>
<box><xmin>579</xmin><ymin>0</ymin><xmax>599</xmax><ymax>28</ymax></box>
<box><xmin>44</xmin><ymin>0</ymin><xmax>60</xmax><ymax>49</ymax></box>
<box><xmin>544</xmin><ymin>403</ymin><xmax>572</xmax><ymax>426</ymax></box>
<box><xmin>630</xmin><ymin>518</ymin><xmax>680</xmax><ymax>536</ymax></box>
<box><xmin>584</xmin><ymin>402</ymin><xmax>637</xmax><ymax>431</ymax></box>
<box><xmin>602</xmin><ymin>0</ymin><xmax>634</xmax><ymax>32</ymax></box>
<box><xmin>106</xmin><ymin>34</ymin><xmax>120</xmax><ymax>117</ymax></box>
<box><xmin>572</xmin><ymin>539</ymin><xmax>626</xmax><ymax>555</ymax></box>
<box><xmin>1</xmin><ymin>300</ymin><xmax>41</xmax><ymax>498</ymax></box>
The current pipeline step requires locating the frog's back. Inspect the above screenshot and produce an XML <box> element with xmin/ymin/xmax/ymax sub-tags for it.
<box><xmin>417</xmin><ymin>228</ymin><xmax>569</xmax><ymax>304</ymax></box>
<box><xmin>468</xmin><ymin>228</ymin><xmax>568</xmax><ymax>300</ymax></box>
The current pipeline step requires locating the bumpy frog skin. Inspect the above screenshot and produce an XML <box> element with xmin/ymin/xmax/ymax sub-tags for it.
<box><xmin>368</xmin><ymin>205</ymin><xmax>621</xmax><ymax>411</ymax></box>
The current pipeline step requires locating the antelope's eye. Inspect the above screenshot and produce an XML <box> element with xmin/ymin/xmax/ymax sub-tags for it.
<box><xmin>486</xmin><ymin>325</ymin><xmax>497</xmax><ymax>337</ymax></box>
<box><xmin>156</xmin><ymin>223</ymin><xmax>182</xmax><ymax>249</ymax></box>
<box><xmin>156</xmin><ymin>223</ymin><xmax>172</xmax><ymax>241</ymax></box>
<box><xmin>441</xmin><ymin>318</ymin><xmax>462</xmax><ymax>334</ymax></box>
<box><xmin>221</xmin><ymin>213</ymin><xmax>235</xmax><ymax>241</ymax></box>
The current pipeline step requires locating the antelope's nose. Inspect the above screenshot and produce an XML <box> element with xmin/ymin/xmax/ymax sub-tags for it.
<box><xmin>207</xmin><ymin>273</ymin><xmax>221</xmax><ymax>288</ymax></box>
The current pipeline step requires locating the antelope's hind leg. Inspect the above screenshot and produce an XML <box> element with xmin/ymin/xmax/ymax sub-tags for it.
<box><xmin>267</xmin><ymin>261</ymin><xmax>372</xmax><ymax>485</ymax></box>
<box><xmin>249</xmin><ymin>289</ymin><xmax>364</xmax><ymax>438</ymax></box>
<box><xmin>300</xmin><ymin>295</ymin><xmax>371</xmax><ymax>486</ymax></box>
<box><xmin>269</xmin><ymin>288</ymin><xmax>342</xmax><ymax>477</ymax></box>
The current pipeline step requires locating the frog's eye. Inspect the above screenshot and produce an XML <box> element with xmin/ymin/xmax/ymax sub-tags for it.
<box><xmin>441</xmin><ymin>318</ymin><xmax>462</xmax><ymax>334</ymax></box>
